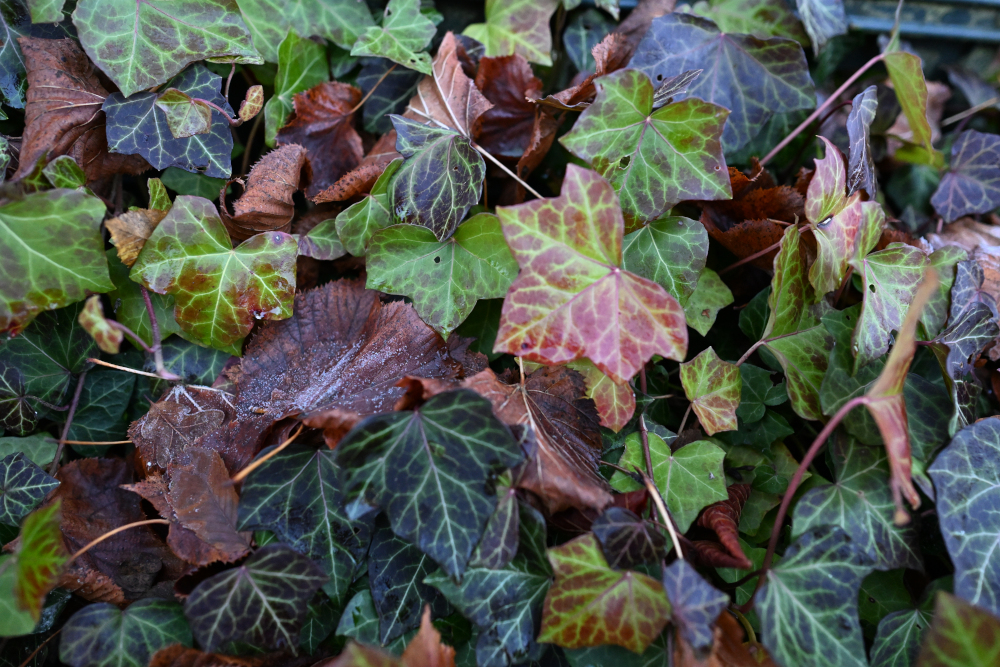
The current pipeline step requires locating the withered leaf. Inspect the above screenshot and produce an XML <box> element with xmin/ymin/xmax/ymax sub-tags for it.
<box><xmin>473</xmin><ymin>54</ymin><xmax>542</xmax><ymax>159</ymax></box>
<box><xmin>276</xmin><ymin>82</ymin><xmax>363</xmax><ymax>198</ymax></box>
<box><xmin>693</xmin><ymin>483</ymin><xmax>753</xmax><ymax>570</ymax></box>
<box><xmin>406</xmin><ymin>32</ymin><xmax>492</xmax><ymax>137</ymax></box>
<box><xmin>314</xmin><ymin>160</ymin><xmax>391</xmax><ymax>203</ymax></box>
<box><xmin>224</xmin><ymin>144</ymin><xmax>307</xmax><ymax>242</ymax></box>
<box><xmin>538</xmin><ymin>32</ymin><xmax>632</xmax><ymax>111</ymax></box>
<box><xmin>130</xmin><ymin>386</ymin><xmax>229</xmax><ymax>474</ymax></box>
<box><xmin>106</xmin><ymin>208</ymin><xmax>167</xmax><ymax>268</ymax></box>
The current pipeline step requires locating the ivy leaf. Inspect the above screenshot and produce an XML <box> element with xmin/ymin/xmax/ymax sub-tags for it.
<box><xmin>494</xmin><ymin>165</ymin><xmax>688</xmax><ymax>384</ymax></box>
<box><xmin>184</xmin><ymin>544</ymin><xmax>327</xmax><ymax>652</ymax></box>
<box><xmin>763</xmin><ymin>321</ymin><xmax>831</xmax><ymax>422</ymax></box>
<box><xmin>564</xmin><ymin>9</ymin><xmax>615</xmax><ymax>74</ymax></box>
<box><xmin>104</xmin><ymin>64</ymin><xmax>236</xmax><ymax>180</ymax></box>
<box><xmin>78</xmin><ymin>296</ymin><xmax>123</xmax><ymax>355</ymax></box>
<box><xmin>336</xmin><ymin>390</ymin><xmax>522</xmax><ymax>578</ymax></box>
<box><xmin>155</xmin><ymin>88</ymin><xmax>212</xmax><ymax>139</ymax></box>
<box><xmin>870</xmin><ymin>607</ymin><xmax>932</xmax><ymax>667</ymax></box>
<box><xmin>567</xmin><ymin>359</ymin><xmax>636</xmax><ymax>433</ymax></box>
<box><xmin>235</xmin><ymin>0</ymin><xmax>374</xmax><ymax>62</ymax></box>
<box><xmin>72</xmin><ymin>0</ymin><xmax>261</xmax><ymax>97</ymax></box>
<box><xmin>847</xmin><ymin>85</ymin><xmax>878</xmax><ymax>197</ymax></box>
<box><xmin>795</xmin><ymin>0</ymin><xmax>848</xmax><ymax>55</ymax></box>
<box><xmin>367</xmin><ymin>214</ymin><xmax>517</xmax><ymax>336</ymax></box>
<box><xmin>469</xmin><ymin>483</ymin><xmax>519</xmax><ymax>569</ymax></box>
<box><xmin>356</xmin><ymin>58</ymin><xmax>422</xmax><ymax>134</ymax></box>
<box><xmin>42</xmin><ymin>155</ymin><xmax>86</xmax><ymax>189</ymax></box>
<box><xmin>463</xmin><ymin>0</ymin><xmax>559</xmax><ymax>66</ymax></box>
<box><xmin>757</xmin><ymin>525</ymin><xmax>875</xmax><ymax>667</ymax></box>
<box><xmin>237</xmin><ymin>445</ymin><xmax>371</xmax><ymax>605</ymax></box>
<box><xmin>0</xmin><ymin>435</ymin><xmax>57</xmax><ymax>467</ymax></box>
<box><xmin>59</xmin><ymin>599</ymin><xmax>192</xmax><ymax>667</ymax></box>
<box><xmin>0</xmin><ymin>189</ymin><xmax>111</xmax><ymax>334</ymax></box>
<box><xmin>692</xmin><ymin>0</ymin><xmax>808</xmax><ymax>43</ymax></box>
<box><xmin>793</xmin><ymin>434</ymin><xmax>922</xmax><ymax>571</ymax></box>
<box><xmin>0</xmin><ymin>453</ymin><xmax>58</xmax><ymax>527</ymax></box>
<box><xmin>130</xmin><ymin>195</ymin><xmax>298</xmax><ymax>354</ymax></box>
<box><xmin>630</xmin><ymin>13</ymin><xmax>815</xmax><ymax>152</ymax></box>
<box><xmin>336</xmin><ymin>590</ymin><xmax>405</xmax><ymax>650</ymax></box>
<box><xmin>921</xmin><ymin>246</ymin><xmax>967</xmax><ymax>339</ymax></box>
<box><xmin>538</xmin><ymin>533</ymin><xmax>670</xmax><ymax>653</ymax></box>
<box><xmin>930</xmin><ymin>130</ymin><xmax>1000</xmax><ymax>223</ymax></box>
<box><xmin>916</xmin><ymin>592</ymin><xmax>1000</xmax><ymax>666</ymax></box>
<box><xmin>609</xmin><ymin>433</ymin><xmax>727</xmax><ymax>532</ymax></box>
<box><xmin>592</xmin><ymin>507</ymin><xmax>666</xmax><ymax>570</ymax></box>
<box><xmin>351</xmin><ymin>0</ymin><xmax>435</xmax><ymax>76</ymax></box>
<box><xmin>263</xmin><ymin>31</ymin><xmax>329</xmax><ymax>148</ymax></box>
<box><xmin>426</xmin><ymin>502</ymin><xmax>551</xmax><ymax>667</ymax></box>
<box><xmin>12</xmin><ymin>500</ymin><xmax>67</xmax><ymax>622</ymax></box>
<box><xmin>932</xmin><ymin>303</ymin><xmax>999</xmax><ymax>380</ymax></box>
<box><xmin>560</xmin><ymin>68</ymin><xmax>731</xmax><ymax>227</ymax></box>
<box><xmin>299</xmin><ymin>594</ymin><xmax>338</xmax><ymax>654</ymax></box>
<box><xmin>883</xmin><ymin>51</ymin><xmax>939</xmax><ymax>166</ymax></box>
<box><xmin>661</xmin><ymin>559</ymin><xmax>729</xmax><ymax>656</ymax></box>
<box><xmin>683</xmin><ymin>268</ymin><xmax>734</xmax><ymax>337</ymax></box>
<box><xmin>106</xmin><ymin>251</ymin><xmax>181</xmax><ymax>347</ymax></box>
<box><xmin>928</xmin><ymin>417</ymin><xmax>1000</xmax><ymax>617</ymax></box>
<box><xmin>621</xmin><ymin>216</ymin><xmax>708</xmax><ymax>308</ymax></box>
<box><xmin>315</xmin><ymin>157</ymin><xmax>402</xmax><ymax>257</ymax></box>
<box><xmin>368</xmin><ymin>516</ymin><xmax>450</xmax><ymax>644</ymax></box>
<box><xmin>736</xmin><ymin>364</ymin><xmax>787</xmax><ymax>424</ymax></box>
<box><xmin>679</xmin><ymin>347</ymin><xmax>741</xmax><ymax>435</ymax></box>
<box><xmin>388</xmin><ymin>116</ymin><xmax>486</xmax><ymax>241</ymax></box>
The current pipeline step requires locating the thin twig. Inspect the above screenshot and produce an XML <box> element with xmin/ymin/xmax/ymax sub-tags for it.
<box><xmin>87</xmin><ymin>358</ymin><xmax>163</xmax><ymax>379</ymax></box>
<box><xmin>190</xmin><ymin>97</ymin><xmax>242</xmax><ymax>126</ymax></box>
<box><xmin>349</xmin><ymin>63</ymin><xmax>398</xmax><ymax>115</ymax></box>
<box><xmin>639</xmin><ymin>470</ymin><xmax>684</xmax><ymax>559</ymax></box>
<box><xmin>69</xmin><ymin>519</ymin><xmax>170</xmax><ymax>562</ymax></box>
<box><xmin>49</xmin><ymin>371</ymin><xmax>87</xmax><ymax>475</ymax></box>
<box><xmin>718</xmin><ymin>239</ymin><xmax>784</xmax><ymax>276</ymax></box>
<box><xmin>677</xmin><ymin>402</ymin><xmax>692</xmax><ymax>434</ymax></box>
<box><xmin>241</xmin><ymin>111</ymin><xmax>264</xmax><ymax>176</ymax></box>
<box><xmin>55</xmin><ymin>439</ymin><xmax>132</xmax><ymax>445</ymax></box>
<box><xmin>942</xmin><ymin>96</ymin><xmax>999</xmax><ymax>127</ymax></box>
<box><xmin>18</xmin><ymin>628</ymin><xmax>61</xmax><ymax>667</ymax></box>
<box><xmin>639</xmin><ymin>368</ymin><xmax>654</xmax><ymax>479</ymax></box>
<box><xmin>472</xmin><ymin>142</ymin><xmax>544</xmax><ymax>199</ymax></box>
<box><xmin>224</xmin><ymin>63</ymin><xmax>236</xmax><ymax>100</ymax></box>
<box><xmin>230</xmin><ymin>423</ymin><xmax>304</xmax><ymax>484</ymax></box>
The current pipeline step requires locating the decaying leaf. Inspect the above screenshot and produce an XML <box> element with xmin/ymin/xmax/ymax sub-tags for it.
<box><xmin>474</xmin><ymin>54</ymin><xmax>543</xmax><ymax>159</ymax></box>
<box><xmin>106</xmin><ymin>209</ymin><xmax>168</xmax><ymax>268</ymax></box>
<box><xmin>77</xmin><ymin>295</ymin><xmax>122</xmax><ymax>354</ymax></box>
<box><xmin>129</xmin><ymin>386</ymin><xmax>231</xmax><ymax>474</ymax></box>
<box><xmin>224</xmin><ymin>144</ymin><xmax>307</xmax><ymax>242</ymax></box>
<box><xmin>694</xmin><ymin>483</ymin><xmax>753</xmax><ymax>570</ymax></box>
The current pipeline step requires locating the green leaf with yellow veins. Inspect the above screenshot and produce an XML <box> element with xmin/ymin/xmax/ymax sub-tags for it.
<box><xmin>263</xmin><ymin>31</ymin><xmax>329</xmax><ymax>147</ymax></box>
<box><xmin>763</xmin><ymin>324</ymin><xmax>830</xmax><ymax>421</ymax></box>
<box><xmin>621</xmin><ymin>216</ymin><xmax>708</xmax><ymax>307</ymax></box>
<box><xmin>683</xmin><ymin>268</ymin><xmax>733</xmax><ymax>337</ymax></box>
<box><xmin>764</xmin><ymin>224</ymin><xmax>812</xmax><ymax>339</ymax></box>
<box><xmin>148</xmin><ymin>177</ymin><xmax>171</xmax><ymax>211</ymax></box>
<box><xmin>567</xmin><ymin>359</ymin><xmax>635</xmax><ymax>433</ymax></box>
<box><xmin>560</xmin><ymin>69</ymin><xmax>731</xmax><ymax>228</ymax></box>
<box><xmin>464</xmin><ymin>0</ymin><xmax>559</xmax><ymax>66</ymax></box>
<box><xmin>883</xmin><ymin>51</ymin><xmax>941</xmax><ymax>167</ymax></box>
<box><xmin>77</xmin><ymin>296</ymin><xmax>123</xmax><ymax>355</ymax></box>
<box><xmin>239</xmin><ymin>84</ymin><xmax>264</xmax><ymax>123</ymax></box>
<box><xmin>366</xmin><ymin>214</ymin><xmax>518</xmax><ymax>337</ymax></box>
<box><xmin>351</xmin><ymin>0</ymin><xmax>435</xmax><ymax>76</ymax></box>
<box><xmin>494</xmin><ymin>165</ymin><xmax>688</xmax><ymax>384</ymax></box>
<box><xmin>316</xmin><ymin>157</ymin><xmax>402</xmax><ymax>257</ymax></box>
<box><xmin>130</xmin><ymin>195</ymin><xmax>298</xmax><ymax>355</ymax></box>
<box><xmin>0</xmin><ymin>189</ymin><xmax>111</xmax><ymax>334</ymax></box>
<box><xmin>610</xmin><ymin>432</ymin><xmax>727</xmax><ymax>532</ymax></box>
<box><xmin>691</xmin><ymin>0</ymin><xmax>808</xmax><ymax>43</ymax></box>
<box><xmin>539</xmin><ymin>533</ymin><xmax>670</xmax><ymax>653</ymax></box>
<box><xmin>72</xmin><ymin>0</ymin><xmax>262</xmax><ymax>97</ymax></box>
<box><xmin>155</xmin><ymin>88</ymin><xmax>212</xmax><ymax>139</ymax></box>
<box><xmin>679</xmin><ymin>347</ymin><xmax>741</xmax><ymax>435</ymax></box>
<box><xmin>236</xmin><ymin>0</ymin><xmax>375</xmax><ymax>62</ymax></box>
<box><xmin>917</xmin><ymin>592</ymin><xmax>1000</xmax><ymax>667</ymax></box>
<box><xmin>41</xmin><ymin>156</ymin><xmax>86</xmax><ymax>189</ymax></box>
<box><xmin>850</xmin><ymin>243</ymin><xmax>929</xmax><ymax>372</ymax></box>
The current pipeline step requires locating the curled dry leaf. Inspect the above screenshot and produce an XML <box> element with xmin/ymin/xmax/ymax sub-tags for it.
<box><xmin>474</xmin><ymin>54</ymin><xmax>542</xmax><ymax>159</ymax></box>
<box><xmin>693</xmin><ymin>483</ymin><xmax>753</xmax><ymax>570</ymax></box>
<box><xmin>106</xmin><ymin>208</ymin><xmax>168</xmax><ymax>267</ymax></box>
<box><xmin>276</xmin><ymin>82</ymin><xmax>363</xmax><ymax>198</ymax></box>
<box><xmin>314</xmin><ymin>160</ymin><xmax>392</xmax><ymax>203</ymax></box>
<box><xmin>223</xmin><ymin>144</ymin><xmax>307</xmax><ymax>242</ymax></box>
<box><xmin>239</xmin><ymin>85</ymin><xmax>264</xmax><ymax>123</ymax></box>
<box><xmin>14</xmin><ymin>37</ymin><xmax>148</xmax><ymax>183</ymax></box>
<box><xmin>537</xmin><ymin>32</ymin><xmax>633</xmax><ymax>111</ymax></box>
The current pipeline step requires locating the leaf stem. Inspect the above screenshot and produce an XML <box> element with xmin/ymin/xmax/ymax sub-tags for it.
<box><xmin>224</xmin><ymin>63</ymin><xmax>236</xmax><ymax>100</ymax></box>
<box><xmin>192</xmin><ymin>97</ymin><xmax>243</xmax><ymax>126</ymax></box>
<box><xmin>54</xmin><ymin>439</ymin><xmax>132</xmax><ymax>445</ymax></box>
<box><xmin>942</xmin><ymin>96</ymin><xmax>1000</xmax><ymax>127</ymax></box>
<box><xmin>735</xmin><ymin>329</ymin><xmax>802</xmax><ymax>367</ymax></box>
<box><xmin>717</xmin><ymin>238</ymin><xmax>784</xmax><ymax>276</ymax></box>
<box><xmin>471</xmin><ymin>141</ymin><xmax>544</xmax><ymax>200</ymax></box>
<box><xmin>86</xmin><ymin>358</ymin><xmax>164</xmax><ymax>379</ymax></box>
<box><xmin>677</xmin><ymin>402</ymin><xmax>692</xmax><ymax>433</ymax></box>
<box><xmin>107</xmin><ymin>320</ymin><xmax>154</xmax><ymax>355</ymax></box>
<box><xmin>140</xmin><ymin>287</ymin><xmax>179</xmax><ymax>380</ymax></box>
<box><xmin>229</xmin><ymin>423</ymin><xmax>304</xmax><ymax>484</ymax></box>
<box><xmin>760</xmin><ymin>53</ymin><xmax>885</xmax><ymax>166</ymax></box>
<box><xmin>738</xmin><ymin>394</ymin><xmax>870</xmax><ymax>613</ymax></box>
<box><xmin>49</xmin><ymin>371</ymin><xmax>88</xmax><ymax>476</ymax></box>
<box><xmin>349</xmin><ymin>63</ymin><xmax>398</xmax><ymax>115</ymax></box>
<box><xmin>69</xmin><ymin>519</ymin><xmax>170</xmax><ymax>563</ymax></box>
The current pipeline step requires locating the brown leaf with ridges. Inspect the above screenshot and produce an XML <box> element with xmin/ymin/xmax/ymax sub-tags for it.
<box><xmin>693</xmin><ymin>483</ymin><xmax>753</xmax><ymax>569</ymax></box>
<box><xmin>313</xmin><ymin>160</ymin><xmax>392</xmax><ymax>203</ymax></box>
<box><xmin>223</xmin><ymin>144</ymin><xmax>307</xmax><ymax>242</ymax></box>
<box><xmin>406</xmin><ymin>32</ymin><xmax>493</xmax><ymax>137</ymax></box>
<box><xmin>276</xmin><ymin>82</ymin><xmax>363</xmax><ymax>198</ymax></box>
<box><xmin>537</xmin><ymin>32</ymin><xmax>632</xmax><ymax>111</ymax></box>
<box><xmin>474</xmin><ymin>55</ymin><xmax>542</xmax><ymax>159</ymax></box>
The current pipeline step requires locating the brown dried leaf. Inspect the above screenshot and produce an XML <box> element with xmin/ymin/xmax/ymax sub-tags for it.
<box><xmin>149</xmin><ymin>644</ymin><xmax>275</xmax><ymax>667</ymax></box>
<box><xmin>474</xmin><ymin>55</ymin><xmax>542</xmax><ymax>159</ymax></box>
<box><xmin>313</xmin><ymin>160</ymin><xmax>392</xmax><ymax>203</ymax></box>
<box><xmin>223</xmin><ymin>144</ymin><xmax>307</xmax><ymax>242</ymax></box>
<box><xmin>693</xmin><ymin>483</ymin><xmax>753</xmax><ymax>569</ymax></box>
<box><xmin>361</xmin><ymin>131</ymin><xmax>401</xmax><ymax>168</ymax></box>
<box><xmin>276</xmin><ymin>82</ymin><xmax>363</xmax><ymax>198</ymax></box>
<box><xmin>675</xmin><ymin>610</ymin><xmax>780</xmax><ymax>667</ymax></box>
<box><xmin>106</xmin><ymin>208</ymin><xmax>167</xmax><ymax>267</ymax></box>
<box><xmin>538</xmin><ymin>32</ymin><xmax>633</xmax><ymax>111</ymax></box>
<box><xmin>400</xmin><ymin>606</ymin><xmax>457</xmax><ymax>667</ymax></box>
<box><xmin>14</xmin><ymin>37</ymin><xmax>148</xmax><ymax>183</ymax></box>
<box><xmin>130</xmin><ymin>386</ymin><xmax>229</xmax><ymax>474</ymax></box>
<box><xmin>406</xmin><ymin>32</ymin><xmax>493</xmax><ymax>137</ymax></box>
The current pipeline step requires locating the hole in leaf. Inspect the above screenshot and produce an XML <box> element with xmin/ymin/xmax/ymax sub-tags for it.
<box><xmin>619</xmin><ymin>155</ymin><xmax>631</xmax><ymax>169</ymax></box>
<box><xmin>869</xmin><ymin>284</ymin><xmax>876</xmax><ymax>293</ymax></box>
<box><xmin>434</xmin><ymin>256</ymin><xmax>441</xmax><ymax>264</ymax></box>
<box><xmin>656</xmin><ymin>73</ymin><xmax>663</xmax><ymax>81</ymax></box>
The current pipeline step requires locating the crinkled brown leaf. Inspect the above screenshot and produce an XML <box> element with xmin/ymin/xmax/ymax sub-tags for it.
<box><xmin>473</xmin><ymin>54</ymin><xmax>542</xmax><ymax>159</ymax></box>
<box><xmin>13</xmin><ymin>37</ymin><xmax>148</xmax><ymax>183</ymax></box>
<box><xmin>129</xmin><ymin>386</ymin><xmax>233</xmax><ymax>474</ymax></box>
<box><xmin>693</xmin><ymin>483</ymin><xmax>752</xmax><ymax>569</ymax></box>
<box><xmin>276</xmin><ymin>82</ymin><xmax>363</xmax><ymax>198</ymax></box>
<box><xmin>106</xmin><ymin>208</ymin><xmax>167</xmax><ymax>267</ymax></box>
<box><xmin>406</xmin><ymin>32</ymin><xmax>493</xmax><ymax>137</ymax></box>
<box><xmin>314</xmin><ymin>160</ymin><xmax>392</xmax><ymax>203</ymax></box>
<box><xmin>224</xmin><ymin>144</ymin><xmax>307</xmax><ymax>242</ymax></box>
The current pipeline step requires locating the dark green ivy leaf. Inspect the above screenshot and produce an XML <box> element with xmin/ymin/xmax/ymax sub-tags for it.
<box><xmin>563</xmin><ymin>9</ymin><xmax>615</xmax><ymax>74</ymax></box>
<box><xmin>469</xmin><ymin>483</ymin><xmax>519</xmax><ymax>570</ymax></box>
<box><xmin>661</xmin><ymin>559</ymin><xmax>728</xmax><ymax>655</ymax></box>
<box><xmin>103</xmin><ymin>64</ymin><xmax>235</xmax><ymax>179</ymax></box>
<box><xmin>931</xmin><ymin>130</ymin><xmax>1000</xmax><ymax>223</ymax></box>
<box><xmin>0</xmin><ymin>362</ymin><xmax>36</xmax><ymax>436</ymax></box>
<box><xmin>368</xmin><ymin>515</ymin><xmax>450</xmax><ymax>644</ymax></box>
<box><xmin>0</xmin><ymin>453</ymin><xmax>58</xmax><ymax>526</ymax></box>
<box><xmin>592</xmin><ymin>506</ymin><xmax>666</xmax><ymax>570</ymax></box>
<box><xmin>67</xmin><ymin>368</ymin><xmax>136</xmax><ymax>443</ymax></box>
<box><xmin>336</xmin><ymin>389</ymin><xmax>522</xmax><ymax>579</ymax></box>
<box><xmin>263</xmin><ymin>30</ymin><xmax>328</xmax><ymax>147</ymax></box>
<box><xmin>620</xmin><ymin>216</ymin><xmax>708</xmax><ymax>308</ymax></box>
<box><xmin>299</xmin><ymin>593</ymin><xmax>338</xmax><ymax>655</ymax></box>
<box><xmin>235</xmin><ymin>0</ymin><xmax>374</xmax><ymax>62</ymax></box>
<box><xmin>735</xmin><ymin>364</ymin><xmax>787</xmax><ymax>424</ymax></box>
<box><xmin>388</xmin><ymin>115</ymin><xmax>486</xmax><ymax>241</ymax></box>
<box><xmin>237</xmin><ymin>445</ymin><xmax>371</xmax><ymax>605</ymax></box>
<box><xmin>949</xmin><ymin>260</ymin><xmax>998</xmax><ymax>325</ymax></box>
<box><xmin>870</xmin><ymin>606</ymin><xmax>932</xmax><ymax>667</ymax></box>
<box><xmin>336</xmin><ymin>589</ymin><xmax>409</xmax><ymax>653</ymax></box>
<box><xmin>148</xmin><ymin>337</ymin><xmax>231</xmax><ymax>396</ymax></box>
<box><xmin>356</xmin><ymin>58</ymin><xmax>422</xmax><ymax>134</ymax></box>
<box><xmin>59</xmin><ymin>599</ymin><xmax>192</xmax><ymax>667</ymax></box>
<box><xmin>846</xmin><ymin>85</ymin><xmax>878</xmax><ymax>197</ymax></box>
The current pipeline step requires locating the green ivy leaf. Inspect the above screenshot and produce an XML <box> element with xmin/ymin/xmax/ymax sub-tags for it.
<box><xmin>351</xmin><ymin>0</ymin><xmax>435</xmax><ymax>76</ymax></box>
<box><xmin>160</xmin><ymin>167</ymin><xmax>228</xmax><ymax>199</ymax></box>
<box><xmin>610</xmin><ymin>433</ymin><xmax>727</xmax><ymax>532</ymax></box>
<box><xmin>661</xmin><ymin>559</ymin><xmax>728</xmax><ymax>654</ymax></box>
<box><xmin>793</xmin><ymin>434</ymin><xmax>922</xmax><ymax>570</ymax></box>
<box><xmin>679</xmin><ymin>347</ymin><xmax>741</xmax><ymax>435</ymax></box>
<box><xmin>736</xmin><ymin>364</ymin><xmax>787</xmax><ymax>424</ymax></box>
<box><xmin>235</xmin><ymin>0</ymin><xmax>375</xmax><ymax>62</ymax></box>
<box><xmin>356</xmin><ymin>59</ymin><xmax>422</xmax><ymax>134</ymax></box>
<box><xmin>683</xmin><ymin>268</ymin><xmax>733</xmax><ymax>337</ymax></box>
<box><xmin>928</xmin><ymin>417</ymin><xmax>1000</xmax><ymax>617</ymax></box>
<box><xmin>72</xmin><ymin>0</ymin><xmax>261</xmax><ymax>97</ymax></box>
<box><xmin>923</xmin><ymin>247</ymin><xmax>967</xmax><ymax>339</ymax></box>
<box><xmin>0</xmin><ymin>189</ymin><xmax>111</xmax><ymax>334</ymax></box>
<box><xmin>236</xmin><ymin>445</ymin><xmax>371</xmax><ymax>605</ymax></box>
<box><xmin>757</xmin><ymin>525</ymin><xmax>875</xmax><ymax>667</ymax></box>
<box><xmin>630</xmin><ymin>13</ymin><xmax>815</xmax><ymax>152</ymax></box>
<box><xmin>916</xmin><ymin>592</ymin><xmax>1000</xmax><ymax>666</ymax></box>
<box><xmin>41</xmin><ymin>156</ymin><xmax>86</xmax><ymax>189</ymax></box>
<box><xmin>12</xmin><ymin>501</ymin><xmax>67</xmax><ymax>623</ymax></box>
<box><xmin>184</xmin><ymin>544</ymin><xmax>327</xmax><ymax>652</ymax></box>
<box><xmin>336</xmin><ymin>589</ymin><xmax>409</xmax><ymax>653</ymax></box>
<box><xmin>368</xmin><ymin>516</ymin><xmax>450</xmax><ymax>644</ymax></box>
<box><xmin>388</xmin><ymin>116</ymin><xmax>486</xmax><ymax>241</ymax></box>
<box><xmin>883</xmin><ymin>51</ymin><xmax>940</xmax><ymax>167</ymax></box>
<box><xmin>0</xmin><ymin>555</ymin><xmax>36</xmax><ymax>636</ymax></box>
<box><xmin>621</xmin><ymin>216</ymin><xmax>709</xmax><ymax>307</ymax></box>
<box><xmin>311</xmin><ymin>157</ymin><xmax>403</xmax><ymax>257</ymax></box>
<box><xmin>692</xmin><ymin>0</ymin><xmax>808</xmax><ymax>43</ymax></box>
<box><xmin>130</xmin><ymin>195</ymin><xmax>298</xmax><ymax>354</ymax></box>
<box><xmin>0</xmin><ymin>0</ymin><xmax>71</xmax><ymax>109</ymax></box>
<box><xmin>0</xmin><ymin>453</ymin><xmax>58</xmax><ymax>527</ymax></box>
<box><xmin>538</xmin><ymin>533</ymin><xmax>670</xmax><ymax>653</ymax></box>
<box><xmin>560</xmin><ymin>69</ymin><xmax>730</xmax><ymax>227</ymax></box>
<box><xmin>106</xmin><ymin>250</ymin><xmax>181</xmax><ymax>347</ymax></box>
<box><xmin>155</xmin><ymin>88</ymin><xmax>213</xmax><ymax>139</ymax></box>
<box><xmin>0</xmin><ymin>435</ymin><xmax>57</xmax><ymax>467</ymax></box>
<box><xmin>336</xmin><ymin>390</ymin><xmax>522</xmax><ymax>579</ymax></box>
<box><xmin>59</xmin><ymin>599</ymin><xmax>192</xmax><ymax>667</ymax></box>
<box><xmin>463</xmin><ymin>0</ymin><xmax>559</xmax><ymax>66</ymax></box>
<box><xmin>870</xmin><ymin>607</ymin><xmax>932</xmax><ymax>667</ymax></box>
<box><xmin>67</xmin><ymin>369</ymin><xmax>136</xmax><ymax>443</ymax></box>
<box><xmin>263</xmin><ymin>31</ymin><xmax>329</xmax><ymax>147</ymax></box>
<box><xmin>469</xmin><ymin>482</ymin><xmax>519</xmax><ymax>569</ymax></box>
<box><xmin>455</xmin><ymin>299</ymin><xmax>503</xmax><ymax>363</ymax></box>
<box><xmin>563</xmin><ymin>9</ymin><xmax>615</xmax><ymax>73</ymax></box>
<box><xmin>366</xmin><ymin>214</ymin><xmax>517</xmax><ymax>336</ymax></box>
<box><xmin>299</xmin><ymin>594</ymin><xmax>338</xmax><ymax>654</ymax></box>
<box><xmin>104</xmin><ymin>64</ymin><xmax>236</xmax><ymax>180</ymax></box>
<box><xmin>931</xmin><ymin>130</ymin><xmax>1000</xmax><ymax>223</ymax></box>
<box><xmin>150</xmin><ymin>338</ymin><xmax>231</xmax><ymax>394</ymax></box>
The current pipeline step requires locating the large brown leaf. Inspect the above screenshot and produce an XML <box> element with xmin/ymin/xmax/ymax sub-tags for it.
<box><xmin>406</xmin><ymin>32</ymin><xmax>492</xmax><ymax>138</ymax></box>
<box><xmin>223</xmin><ymin>144</ymin><xmax>307</xmax><ymax>242</ymax></box>
<box><xmin>14</xmin><ymin>37</ymin><xmax>148</xmax><ymax>183</ymax></box>
<box><xmin>474</xmin><ymin>55</ymin><xmax>542</xmax><ymax>159</ymax></box>
<box><xmin>276</xmin><ymin>82</ymin><xmax>363</xmax><ymax>198</ymax></box>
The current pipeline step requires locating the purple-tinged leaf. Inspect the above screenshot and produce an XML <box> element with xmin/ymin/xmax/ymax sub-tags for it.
<box><xmin>931</xmin><ymin>130</ymin><xmax>1000</xmax><ymax>223</ymax></box>
<box><xmin>661</xmin><ymin>559</ymin><xmax>728</xmax><ymax>656</ymax></box>
<box><xmin>847</xmin><ymin>85</ymin><xmax>878</xmax><ymax>197</ymax></box>
<box><xmin>592</xmin><ymin>507</ymin><xmax>666</xmax><ymax>570</ymax></box>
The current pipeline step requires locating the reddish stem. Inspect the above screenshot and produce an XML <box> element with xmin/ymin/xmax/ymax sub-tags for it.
<box><xmin>49</xmin><ymin>370</ymin><xmax>88</xmax><ymax>475</ymax></box>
